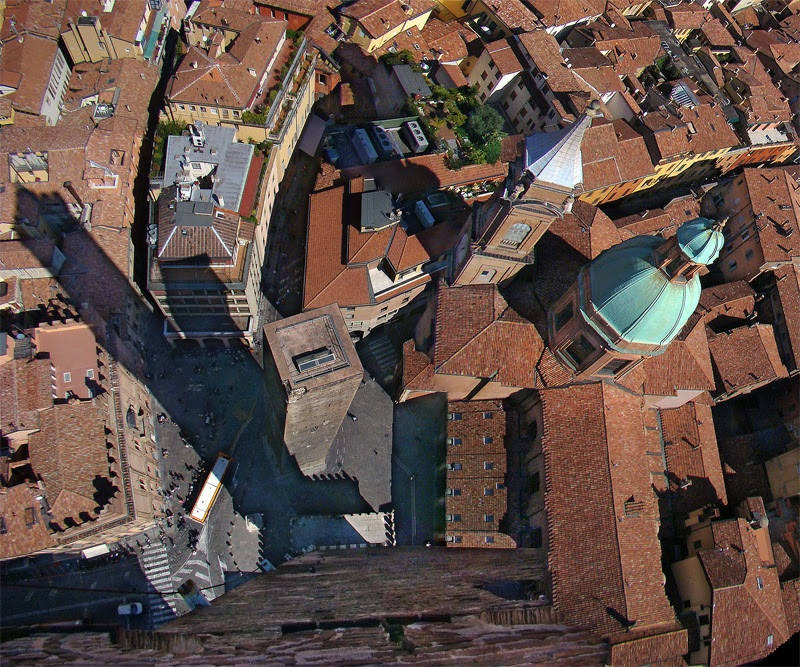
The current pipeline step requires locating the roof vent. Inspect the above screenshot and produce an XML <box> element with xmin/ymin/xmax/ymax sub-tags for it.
<box><xmin>248</xmin><ymin>68</ymin><xmax>257</xmax><ymax>76</ymax></box>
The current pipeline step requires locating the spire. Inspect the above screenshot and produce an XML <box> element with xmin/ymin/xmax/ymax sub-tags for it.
<box><xmin>523</xmin><ymin>101</ymin><xmax>601</xmax><ymax>191</ymax></box>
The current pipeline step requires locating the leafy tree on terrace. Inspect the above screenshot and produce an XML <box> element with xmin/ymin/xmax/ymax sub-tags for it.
<box><xmin>378</xmin><ymin>49</ymin><xmax>422</xmax><ymax>72</ymax></box>
<box><xmin>466</xmin><ymin>106</ymin><xmax>504</xmax><ymax>143</ymax></box>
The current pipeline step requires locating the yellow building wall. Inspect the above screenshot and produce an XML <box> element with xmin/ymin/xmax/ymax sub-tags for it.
<box><xmin>344</xmin><ymin>10</ymin><xmax>433</xmax><ymax>52</ymax></box>
<box><xmin>766</xmin><ymin>448</ymin><xmax>800</xmax><ymax>500</ymax></box>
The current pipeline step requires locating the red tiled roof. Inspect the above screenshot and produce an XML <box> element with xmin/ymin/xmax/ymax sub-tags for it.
<box><xmin>341</xmin><ymin>0</ymin><xmax>435</xmax><ymax>39</ymax></box>
<box><xmin>660</xmin><ymin>395</ymin><xmax>727</xmax><ymax>513</ymax></box>
<box><xmin>484</xmin><ymin>38</ymin><xmax>524</xmax><ymax>76</ymax></box>
<box><xmin>782</xmin><ymin>578</ymin><xmax>800</xmax><ymax>635</ymax></box>
<box><xmin>27</xmin><ymin>402</ymin><xmax>110</xmax><ymax>530</ymax></box>
<box><xmin>639</xmin><ymin>316</ymin><xmax>715</xmax><ymax>397</ymax></box>
<box><xmin>526</xmin><ymin>0</ymin><xmax>605</xmax><ymax>29</ymax></box>
<box><xmin>0</xmin><ymin>356</ymin><xmax>52</xmax><ymax>437</ymax></box>
<box><xmin>304</xmin><ymin>185</ymin><xmax>437</xmax><ymax>309</ymax></box>
<box><xmin>341</xmin><ymin>152</ymin><xmax>507</xmax><ymax>196</ymax></box>
<box><xmin>638</xmin><ymin>102</ymin><xmax>740</xmax><ymax>163</ymax></box>
<box><xmin>167</xmin><ymin>19</ymin><xmax>286</xmax><ymax>109</ymax></box>
<box><xmin>238</xmin><ymin>154</ymin><xmax>264</xmax><ymax>218</ymax></box>
<box><xmin>581</xmin><ymin>118</ymin><xmax>655</xmax><ymax>192</ymax></box>
<box><xmin>481</xmin><ymin>0</ymin><xmax>541</xmax><ymax>32</ymax></box>
<box><xmin>541</xmin><ymin>382</ymin><xmax>676</xmax><ymax>637</ymax></box>
<box><xmin>609</xmin><ymin>627</ymin><xmax>688</xmax><ymax>667</ymax></box>
<box><xmin>0</xmin><ymin>484</ymin><xmax>56</xmax><ymax>559</ymax></box>
<box><xmin>774</xmin><ymin>265</ymin><xmax>800</xmax><ymax>371</ymax></box>
<box><xmin>401</xmin><ymin>339</ymin><xmax>435</xmax><ymax>392</ymax></box>
<box><xmin>741</xmin><ymin>169</ymin><xmax>800</xmax><ymax>266</ymax></box>
<box><xmin>699</xmin><ymin>518</ymin><xmax>790</xmax><ymax>666</ymax></box>
<box><xmin>708</xmin><ymin>324</ymin><xmax>788</xmax><ymax>395</ymax></box>
<box><xmin>547</xmin><ymin>199</ymin><xmax>622</xmax><ymax>261</ymax></box>
<box><xmin>432</xmin><ymin>284</ymin><xmax>543</xmax><ymax>389</ymax></box>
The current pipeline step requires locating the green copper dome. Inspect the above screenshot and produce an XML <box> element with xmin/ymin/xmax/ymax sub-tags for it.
<box><xmin>581</xmin><ymin>235</ymin><xmax>701</xmax><ymax>351</ymax></box>
<box><xmin>677</xmin><ymin>216</ymin><xmax>724</xmax><ymax>266</ymax></box>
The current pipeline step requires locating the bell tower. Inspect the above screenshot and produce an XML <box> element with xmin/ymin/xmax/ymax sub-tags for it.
<box><xmin>454</xmin><ymin>103</ymin><xmax>602</xmax><ymax>286</ymax></box>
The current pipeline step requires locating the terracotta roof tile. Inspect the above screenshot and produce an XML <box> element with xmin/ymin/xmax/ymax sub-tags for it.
<box><xmin>0</xmin><ymin>484</ymin><xmax>56</xmax><ymax>560</ymax></box>
<box><xmin>708</xmin><ymin>324</ymin><xmax>788</xmax><ymax>396</ymax></box>
<box><xmin>774</xmin><ymin>265</ymin><xmax>800</xmax><ymax>371</ymax></box>
<box><xmin>526</xmin><ymin>0</ymin><xmax>606</xmax><ymax>29</ymax></box>
<box><xmin>640</xmin><ymin>316</ymin><xmax>715</xmax><ymax>397</ymax></box>
<box><xmin>699</xmin><ymin>518</ymin><xmax>791</xmax><ymax>666</ymax></box>
<box><xmin>168</xmin><ymin>19</ymin><xmax>286</xmax><ymax>109</ymax></box>
<box><xmin>432</xmin><ymin>284</ymin><xmax>543</xmax><ymax>389</ymax></box>
<box><xmin>0</xmin><ymin>356</ymin><xmax>52</xmax><ymax>437</ymax></box>
<box><xmin>27</xmin><ymin>401</ymin><xmax>109</xmax><ymax>530</ymax></box>
<box><xmin>541</xmin><ymin>382</ymin><xmax>676</xmax><ymax>637</ymax></box>
<box><xmin>660</xmin><ymin>396</ymin><xmax>727</xmax><ymax>514</ymax></box>
<box><xmin>547</xmin><ymin>199</ymin><xmax>622</xmax><ymax>261</ymax></box>
<box><xmin>782</xmin><ymin>578</ymin><xmax>800</xmax><ymax>634</ymax></box>
<box><xmin>401</xmin><ymin>339</ymin><xmax>435</xmax><ymax>392</ymax></box>
<box><xmin>341</xmin><ymin>0</ymin><xmax>435</xmax><ymax>39</ymax></box>
<box><xmin>740</xmin><ymin>169</ymin><xmax>800</xmax><ymax>265</ymax></box>
<box><xmin>481</xmin><ymin>0</ymin><xmax>542</xmax><ymax>32</ymax></box>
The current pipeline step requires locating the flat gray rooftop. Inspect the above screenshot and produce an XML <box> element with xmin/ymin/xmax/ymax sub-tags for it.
<box><xmin>164</xmin><ymin>124</ymin><xmax>254</xmax><ymax>212</ymax></box>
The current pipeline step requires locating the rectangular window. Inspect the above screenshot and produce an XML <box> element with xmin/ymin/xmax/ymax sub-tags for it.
<box><xmin>210</xmin><ymin>108</ymin><xmax>217</xmax><ymax>115</ymax></box>
<box><xmin>597</xmin><ymin>358</ymin><xmax>631</xmax><ymax>377</ymax></box>
<box><xmin>189</xmin><ymin>105</ymin><xmax>196</xmax><ymax>111</ymax></box>
<box><xmin>482</xmin><ymin>412</ymin><xmax>493</xmax><ymax>419</ymax></box>
<box><xmin>0</xmin><ymin>517</ymin><xmax>6</xmax><ymax>534</ymax></box>
<box><xmin>453</xmin><ymin>535</ymin><xmax>462</xmax><ymax>543</ymax></box>
<box><xmin>24</xmin><ymin>507</ymin><xmax>37</xmax><ymax>528</ymax></box>
<box><xmin>222</xmin><ymin>109</ymin><xmax>229</xmax><ymax>118</ymax></box>
<box><xmin>531</xmin><ymin>471</ymin><xmax>540</xmax><ymax>494</ymax></box>
<box><xmin>531</xmin><ymin>527</ymin><xmax>542</xmax><ymax>548</ymax></box>
<box><xmin>485</xmin><ymin>535</ymin><xmax>495</xmax><ymax>544</ymax></box>
<box><xmin>496</xmin><ymin>482</ymin><xmax>505</xmax><ymax>490</ymax></box>
<box><xmin>699</xmin><ymin>614</ymin><xmax>709</xmax><ymax>626</ymax></box>
<box><xmin>509</xmin><ymin>90</ymin><xmax>518</xmax><ymax>101</ymax></box>
<box><xmin>200</xmin><ymin>106</ymin><xmax>207</xmax><ymax>113</ymax></box>
<box><xmin>447</xmin><ymin>437</ymin><xmax>462</xmax><ymax>446</ymax></box>
<box><xmin>745</xmin><ymin>249</ymin><xmax>754</xmax><ymax>261</ymax></box>
<box><xmin>446</xmin><ymin>488</ymin><xmax>462</xmax><ymax>496</ymax></box>
<box><xmin>484</xmin><ymin>488</ymin><xmax>494</xmax><ymax>496</ymax></box>
<box><xmin>446</xmin><ymin>514</ymin><xmax>462</xmax><ymax>522</ymax></box>
<box><xmin>178</xmin><ymin>104</ymin><xmax>186</xmax><ymax>110</ymax></box>
<box><xmin>484</xmin><ymin>461</ymin><xmax>493</xmax><ymax>470</ymax></box>
<box><xmin>554</xmin><ymin>303</ymin><xmax>573</xmax><ymax>331</ymax></box>
<box><xmin>757</xmin><ymin>576</ymin><xmax>764</xmax><ymax>590</ymax></box>
<box><xmin>484</xmin><ymin>514</ymin><xmax>494</xmax><ymax>523</ymax></box>
<box><xmin>447</xmin><ymin>463</ymin><xmax>463</xmax><ymax>470</ymax></box>
<box><xmin>63</xmin><ymin>372</ymin><xmax>71</xmax><ymax>383</ymax></box>
<box><xmin>767</xmin><ymin>635</ymin><xmax>774</xmax><ymax>647</ymax></box>
<box><xmin>86</xmin><ymin>369</ymin><xmax>94</xmax><ymax>379</ymax></box>
<box><xmin>741</xmin><ymin>228</ymin><xmax>750</xmax><ymax>241</ymax></box>
<box><xmin>481</xmin><ymin>70</ymin><xmax>489</xmax><ymax>81</ymax></box>
<box><xmin>564</xmin><ymin>335</ymin><xmax>596</xmax><ymax>367</ymax></box>
<box><xmin>728</xmin><ymin>260</ymin><xmax>737</xmax><ymax>270</ymax></box>
<box><xmin>448</xmin><ymin>413</ymin><xmax>463</xmax><ymax>421</ymax></box>
<box><xmin>484</xmin><ymin>436</ymin><xmax>493</xmax><ymax>444</ymax></box>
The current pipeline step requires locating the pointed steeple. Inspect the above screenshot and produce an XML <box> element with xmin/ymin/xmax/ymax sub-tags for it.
<box><xmin>523</xmin><ymin>101</ymin><xmax>601</xmax><ymax>191</ymax></box>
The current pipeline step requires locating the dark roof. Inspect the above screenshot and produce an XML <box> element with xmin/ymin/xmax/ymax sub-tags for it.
<box><xmin>392</xmin><ymin>64</ymin><xmax>431</xmax><ymax>98</ymax></box>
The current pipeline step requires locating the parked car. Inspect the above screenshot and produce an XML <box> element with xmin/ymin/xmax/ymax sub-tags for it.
<box><xmin>117</xmin><ymin>602</ymin><xmax>143</xmax><ymax>615</ymax></box>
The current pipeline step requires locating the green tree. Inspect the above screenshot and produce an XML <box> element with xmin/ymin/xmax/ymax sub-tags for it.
<box><xmin>378</xmin><ymin>50</ymin><xmax>422</xmax><ymax>72</ymax></box>
<box><xmin>466</xmin><ymin>106</ymin><xmax>504</xmax><ymax>143</ymax></box>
